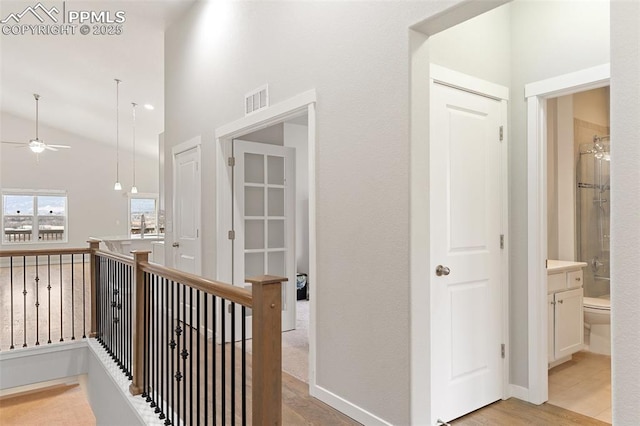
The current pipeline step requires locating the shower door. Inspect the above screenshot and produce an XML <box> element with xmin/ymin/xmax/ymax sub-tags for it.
<box><xmin>577</xmin><ymin>140</ymin><xmax>610</xmax><ymax>297</ymax></box>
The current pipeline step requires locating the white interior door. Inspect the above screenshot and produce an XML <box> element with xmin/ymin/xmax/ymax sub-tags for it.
<box><xmin>173</xmin><ymin>146</ymin><xmax>201</xmax><ymax>325</ymax></box>
<box><xmin>233</xmin><ymin>140</ymin><xmax>296</xmax><ymax>332</ymax></box>
<box><xmin>430</xmin><ymin>81</ymin><xmax>505</xmax><ymax>422</ymax></box>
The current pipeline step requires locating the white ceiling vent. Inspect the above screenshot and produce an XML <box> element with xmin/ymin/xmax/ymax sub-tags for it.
<box><xmin>245</xmin><ymin>85</ymin><xmax>269</xmax><ymax>116</ymax></box>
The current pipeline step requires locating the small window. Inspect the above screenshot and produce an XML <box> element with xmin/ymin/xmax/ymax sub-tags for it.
<box><xmin>129</xmin><ymin>194</ymin><xmax>160</xmax><ymax>237</ymax></box>
<box><xmin>2</xmin><ymin>191</ymin><xmax>68</xmax><ymax>244</ymax></box>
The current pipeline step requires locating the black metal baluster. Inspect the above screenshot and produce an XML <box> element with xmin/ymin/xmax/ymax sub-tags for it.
<box><xmin>150</xmin><ymin>274</ymin><xmax>157</xmax><ymax>407</ymax></box>
<box><xmin>71</xmin><ymin>254</ymin><xmax>75</xmax><ymax>340</ymax></box>
<box><xmin>169</xmin><ymin>279</ymin><xmax>175</xmax><ymax>426</ymax></box>
<box><xmin>147</xmin><ymin>273</ymin><xmax>154</xmax><ymax>404</ymax></box>
<box><xmin>143</xmin><ymin>272</ymin><xmax>149</xmax><ymax>399</ymax></box>
<box><xmin>213</xmin><ymin>295</ymin><xmax>217</xmax><ymax>424</ymax></box>
<box><xmin>127</xmin><ymin>264</ymin><xmax>132</xmax><ymax>377</ymax></box>
<box><xmin>82</xmin><ymin>254</ymin><xmax>86</xmax><ymax>338</ymax></box>
<box><xmin>196</xmin><ymin>290</ymin><xmax>201</xmax><ymax>425</ymax></box>
<box><xmin>204</xmin><ymin>292</ymin><xmax>208</xmax><ymax>424</ymax></box>
<box><xmin>34</xmin><ymin>256</ymin><xmax>40</xmax><ymax>346</ymax></box>
<box><xmin>189</xmin><ymin>286</ymin><xmax>194</xmax><ymax>426</ymax></box>
<box><xmin>22</xmin><ymin>256</ymin><xmax>27</xmax><ymax>347</ymax></box>
<box><xmin>10</xmin><ymin>257</ymin><xmax>15</xmax><ymax>350</ymax></box>
<box><xmin>231</xmin><ymin>301</ymin><xmax>236</xmax><ymax>422</ymax></box>
<box><xmin>182</xmin><ymin>283</ymin><xmax>187</xmax><ymax>425</ymax></box>
<box><xmin>221</xmin><ymin>298</ymin><xmax>226</xmax><ymax>425</ymax></box>
<box><xmin>110</xmin><ymin>259</ymin><xmax>115</xmax><ymax>357</ymax></box>
<box><xmin>160</xmin><ymin>276</ymin><xmax>166</xmax><ymax>422</ymax></box>
<box><xmin>176</xmin><ymin>282</ymin><xmax>182</xmax><ymax>425</ymax></box>
<box><xmin>59</xmin><ymin>254</ymin><xmax>64</xmax><ymax>342</ymax></box>
<box><xmin>47</xmin><ymin>255</ymin><xmax>52</xmax><ymax>344</ymax></box>
<box><xmin>241</xmin><ymin>305</ymin><xmax>246</xmax><ymax>426</ymax></box>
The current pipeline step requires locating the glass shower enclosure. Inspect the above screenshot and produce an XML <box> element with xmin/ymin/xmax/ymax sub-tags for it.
<box><xmin>576</xmin><ymin>136</ymin><xmax>611</xmax><ymax>298</ymax></box>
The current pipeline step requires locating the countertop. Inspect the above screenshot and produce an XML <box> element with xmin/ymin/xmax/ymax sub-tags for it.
<box><xmin>547</xmin><ymin>259</ymin><xmax>588</xmax><ymax>273</ymax></box>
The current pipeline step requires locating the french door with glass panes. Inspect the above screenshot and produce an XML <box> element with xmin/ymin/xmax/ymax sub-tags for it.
<box><xmin>232</xmin><ymin>140</ymin><xmax>296</xmax><ymax>333</ymax></box>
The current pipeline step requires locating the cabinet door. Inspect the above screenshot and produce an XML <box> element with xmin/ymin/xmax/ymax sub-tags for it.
<box><xmin>548</xmin><ymin>294</ymin><xmax>555</xmax><ymax>363</ymax></box>
<box><xmin>554</xmin><ymin>288</ymin><xmax>584</xmax><ymax>359</ymax></box>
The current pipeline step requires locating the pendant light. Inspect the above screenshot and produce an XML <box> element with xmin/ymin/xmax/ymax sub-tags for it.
<box><xmin>131</xmin><ymin>102</ymin><xmax>138</xmax><ymax>194</ymax></box>
<box><xmin>114</xmin><ymin>79</ymin><xmax>122</xmax><ymax>191</ymax></box>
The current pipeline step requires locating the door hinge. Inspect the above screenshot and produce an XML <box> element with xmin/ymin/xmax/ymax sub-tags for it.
<box><xmin>228</xmin><ymin>157</ymin><xmax>236</xmax><ymax>167</ymax></box>
<box><xmin>228</xmin><ymin>230</ymin><xmax>235</xmax><ymax>240</ymax></box>
<box><xmin>500</xmin><ymin>234</ymin><xmax>504</xmax><ymax>249</ymax></box>
<box><xmin>499</xmin><ymin>125</ymin><xmax>504</xmax><ymax>142</ymax></box>
<box><xmin>501</xmin><ymin>343</ymin><xmax>506</xmax><ymax>359</ymax></box>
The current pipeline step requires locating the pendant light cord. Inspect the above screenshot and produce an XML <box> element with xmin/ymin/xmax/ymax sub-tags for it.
<box><xmin>34</xmin><ymin>94</ymin><xmax>39</xmax><ymax>140</ymax></box>
<box><xmin>115</xmin><ymin>79</ymin><xmax>121</xmax><ymax>183</ymax></box>
<box><xmin>132</xmin><ymin>102</ymin><xmax>137</xmax><ymax>189</ymax></box>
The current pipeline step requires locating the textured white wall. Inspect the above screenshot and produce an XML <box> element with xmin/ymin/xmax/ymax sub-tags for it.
<box><xmin>0</xmin><ymin>113</ymin><xmax>158</xmax><ymax>249</ymax></box>
<box><xmin>164</xmin><ymin>2</ymin><xmax>450</xmax><ymax>423</ymax></box>
<box><xmin>610</xmin><ymin>0</ymin><xmax>640</xmax><ymax>423</ymax></box>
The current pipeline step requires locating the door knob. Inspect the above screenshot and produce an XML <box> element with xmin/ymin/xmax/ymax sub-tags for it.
<box><xmin>172</xmin><ymin>242</ymin><xmax>180</xmax><ymax>248</ymax></box>
<box><xmin>436</xmin><ymin>265</ymin><xmax>450</xmax><ymax>276</ymax></box>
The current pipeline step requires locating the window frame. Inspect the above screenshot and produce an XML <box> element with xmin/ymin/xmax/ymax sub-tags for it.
<box><xmin>127</xmin><ymin>192</ymin><xmax>160</xmax><ymax>238</ymax></box>
<box><xmin>1</xmin><ymin>189</ymin><xmax>69</xmax><ymax>245</ymax></box>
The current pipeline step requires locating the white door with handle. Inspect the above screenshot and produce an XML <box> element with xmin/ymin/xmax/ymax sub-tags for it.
<box><xmin>232</xmin><ymin>140</ymin><xmax>296</xmax><ymax>332</ymax></box>
<box><xmin>172</xmin><ymin>145</ymin><xmax>201</xmax><ymax>327</ymax></box>
<box><xmin>430</xmin><ymin>74</ymin><xmax>507</xmax><ymax>423</ymax></box>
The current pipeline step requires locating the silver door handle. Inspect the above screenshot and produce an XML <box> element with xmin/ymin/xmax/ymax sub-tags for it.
<box><xmin>172</xmin><ymin>242</ymin><xmax>180</xmax><ymax>248</ymax></box>
<box><xmin>436</xmin><ymin>265</ymin><xmax>450</xmax><ymax>276</ymax></box>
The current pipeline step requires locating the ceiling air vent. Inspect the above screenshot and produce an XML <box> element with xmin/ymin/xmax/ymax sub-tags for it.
<box><xmin>245</xmin><ymin>85</ymin><xmax>269</xmax><ymax>116</ymax></box>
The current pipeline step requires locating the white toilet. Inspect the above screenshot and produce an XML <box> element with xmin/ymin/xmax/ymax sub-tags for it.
<box><xmin>583</xmin><ymin>294</ymin><xmax>611</xmax><ymax>355</ymax></box>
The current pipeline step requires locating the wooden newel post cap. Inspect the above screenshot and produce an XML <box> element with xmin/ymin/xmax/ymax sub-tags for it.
<box><xmin>87</xmin><ymin>239</ymin><xmax>101</xmax><ymax>249</ymax></box>
<box><xmin>245</xmin><ymin>275</ymin><xmax>288</xmax><ymax>285</ymax></box>
<box><xmin>131</xmin><ymin>250</ymin><xmax>151</xmax><ymax>258</ymax></box>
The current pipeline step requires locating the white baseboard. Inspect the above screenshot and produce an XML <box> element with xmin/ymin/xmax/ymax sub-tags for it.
<box><xmin>309</xmin><ymin>382</ymin><xmax>392</xmax><ymax>426</ymax></box>
<box><xmin>509</xmin><ymin>384</ymin><xmax>530</xmax><ymax>401</ymax></box>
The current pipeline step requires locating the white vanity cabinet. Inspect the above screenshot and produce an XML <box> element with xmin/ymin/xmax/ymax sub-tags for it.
<box><xmin>547</xmin><ymin>260</ymin><xmax>587</xmax><ymax>366</ymax></box>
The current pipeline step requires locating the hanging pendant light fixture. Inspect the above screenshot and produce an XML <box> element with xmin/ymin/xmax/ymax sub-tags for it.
<box><xmin>131</xmin><ymin>102</ymin><xmax>138</xmax><ymax>194</ymax></box>
<box><xmin>114</xmin><ymin>78</ymin><xmax>122</xmax><ymax>191</ymax></box>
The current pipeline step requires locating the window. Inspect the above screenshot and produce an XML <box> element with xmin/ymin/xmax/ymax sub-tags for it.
<box><xmin>2</xmin><ymin>190</ymin><xmax>68</xmax><ymax>244</ymax></box>
<box><xmin>128</xmin><ymin>194</ymin><xmax>160</xmax><ymax>237</ymax></box>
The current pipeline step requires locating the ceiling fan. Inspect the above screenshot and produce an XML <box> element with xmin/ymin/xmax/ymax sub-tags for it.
<box><xmin>1</xmin><ymin>94</ymin><xmax>71</xmax><ymax>153</ymax></box>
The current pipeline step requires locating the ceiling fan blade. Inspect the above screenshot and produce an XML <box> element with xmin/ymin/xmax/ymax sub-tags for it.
<box><xmin>47</xmin><ymin>144</ymin><xmax>71</xmax><ymax>149</ymax></box>
<box><xmin>1</xmin><ymin>140</ymin><xmax>28</xmax><ymax>145</ymax></box>
<box><xmin>45</xmin><ymin>146</ymin><xmax>58</xmax><ymax>151</ymax></box>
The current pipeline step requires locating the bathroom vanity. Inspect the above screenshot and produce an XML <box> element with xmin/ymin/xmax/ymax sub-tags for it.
<box><xmin>547</xmin><ymin>260</ymin><xmax>588</xmax><ymax>367</ymax></box>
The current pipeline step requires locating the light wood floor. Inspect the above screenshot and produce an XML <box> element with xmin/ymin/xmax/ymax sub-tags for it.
<box><xmin>548</xmin><ymin>351</ymin><xmax>612</xmax><ymax>423</ymax></box>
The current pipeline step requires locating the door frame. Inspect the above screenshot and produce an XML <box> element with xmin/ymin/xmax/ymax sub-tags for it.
<box><xmin>525</xmin><ymin>63</ymin><xmax>610</xmax><ymax>404</ymax></box>
<box><xmin>215</xmin><ymin>89</ymin><xmax>317</xmax><ymax>383</ymax></box>
<box><xmin>171</xmin><ymin>136</ymin><xmax>202</xmax><ymax>275</ymax></box>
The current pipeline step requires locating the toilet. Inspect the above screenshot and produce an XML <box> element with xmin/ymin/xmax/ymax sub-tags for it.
<box><xmin>583</xmin><ymin>294</ymin><xmax>611</xmax><ymax>355</ymax></box>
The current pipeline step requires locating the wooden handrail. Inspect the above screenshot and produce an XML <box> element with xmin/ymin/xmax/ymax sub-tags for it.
<box><xmin>140</xmin><ymin>261</ymin><xmax>253</xmax><ymax>307</ymax></box>
<box><xmin>0</xmin><ymin>247</ymin><xmax>91</xmax><ymax>257</ymax></box>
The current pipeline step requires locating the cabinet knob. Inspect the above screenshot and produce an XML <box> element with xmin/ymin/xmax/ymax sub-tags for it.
<box><xmin>575</xmin><ymin>277</ymin><xmax>581</xmax><ymax>281</ymax></box>
<box><xmin>558</xmin><ymin>299</ymin><xmax>564</xmax><ymax>304</ymax></box>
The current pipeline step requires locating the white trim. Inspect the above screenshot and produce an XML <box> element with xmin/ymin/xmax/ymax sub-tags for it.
<box><xmin>430</xmin><ymin>63</ymin><xmax>509</xmax><ymax>101</ymax></box>
<box><xmin>525</xmin><ymin>65</ymin><xmax>610</xmax><ymax>405</ymax></box>
<box><xmin>310</xmin><ymin>384</ymin><xmax>392</xmax><ymax>426</ymax></box>
<box><xmin>500</xmin><ymin>98</ymin><xmax>510</xmax><ymax>400</ymax></box>
<box><xmin>216</xmin><ymin>90</ymin><xmax>316</xmax><ymax>140</ymax></box>
<box><xmin>524</xmin><ymin>64</ymin><xmax>610</xmax><ymax>98</ymax></box>
<box><xmin>0</xmin><ymin>340</ymin><xmax>85</xmax><ymax>362</ymax></box>
<box><xmin>215</xmin><ymin>90</ymin><xmax>321</xmax><ymax>405</ymax></box>
<box><xmin>171</xmin><ymin>136</ymin><xmax>202</xmax><ymax>274</ymax></box>
<box><xmin>509</xmin><ymin>384</ymin><xmax>530</xmax><ymax>401</ymax></box>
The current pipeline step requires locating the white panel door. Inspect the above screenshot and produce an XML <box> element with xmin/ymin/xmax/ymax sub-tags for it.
<box><xmin>431</xmin><ymin>82</ymin><xmax>505</xmax><ymax>423</ymax></box>
<box><xmin>174</xmin><ymin>147</ymin><xmax>201</xmax><ymax>274</ymax></box>
<box><xmin>233</xmin><ymin>140</ymin><xmax>296</xmax><ymax>332</ymax></box>
<box><xmin>173</xmin><ymin>146</ymin><xmax>201</xmax><ymax>326</ymax></box>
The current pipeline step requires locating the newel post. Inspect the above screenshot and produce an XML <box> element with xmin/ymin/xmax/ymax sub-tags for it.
<box><xmin>87</xmin><ymin>239</ymin><xmax>100</xmax><ymax>338</ymax></box>
<box><xmin>246</xmin><ymin>274</ymin><xmax>287</xmax><ymax>425</ymax></box>
<box><xmin>129</xmin><ymin>250</ymin><xmax>150</xmax><ymax>396</ymax></box>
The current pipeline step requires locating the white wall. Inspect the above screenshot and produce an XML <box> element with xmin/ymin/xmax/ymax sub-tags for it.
<box><xmin>0</xmin><ymin>113</ymin><xmax>158</xmax><ymax>249</ymax></box>
<box><xmin>610</xmin><ymin>0</ymin><xmax>640</xmax><ymax>423</ymax></box>
<box><xmin>164</xmin><ymin>2</ymin><xmax>449</xmax><ymax>423</ymax></box>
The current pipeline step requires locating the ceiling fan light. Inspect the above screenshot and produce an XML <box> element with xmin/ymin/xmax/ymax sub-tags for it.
<box><xmin>114</xmin><ymin>181</ymin><xmax>122</xmax><ymax>191</ymax></box>
<box><xmin>29</xmin><ymin>142</ymin><xmax>45</xmax><ymax>153</ymax></box>
<box><xmin>131</xmin><ymin>186</ymin><xmax>138</xmax><ymax>194</ymax></box>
